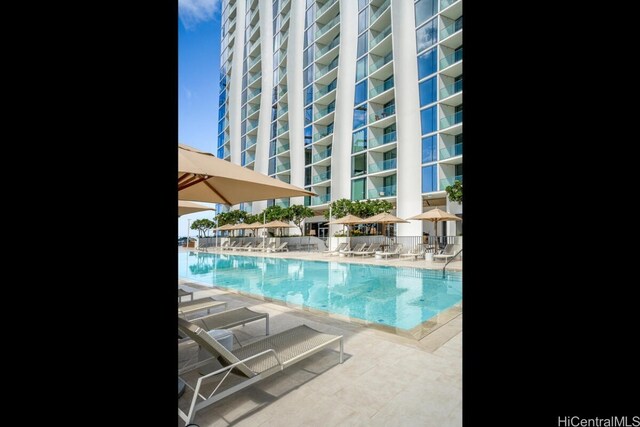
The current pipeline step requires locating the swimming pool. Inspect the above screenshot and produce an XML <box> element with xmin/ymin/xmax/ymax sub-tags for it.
<box><xmin>179</xmin><ymin>252</ymin><xmax>462</xmax><ymax>331</ymax></box>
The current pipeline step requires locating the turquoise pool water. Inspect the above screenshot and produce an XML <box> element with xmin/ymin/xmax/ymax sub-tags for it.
<box><xmin>178</xmin><ymin>252</ymin><xmax>462</xmax><ymax>330</ymax></box>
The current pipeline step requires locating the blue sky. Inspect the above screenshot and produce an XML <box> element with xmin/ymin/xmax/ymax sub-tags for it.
<box><xmin>178</xmin><ymin>0</ymin><xmax>222</xmax><ymax>237</ymax></box>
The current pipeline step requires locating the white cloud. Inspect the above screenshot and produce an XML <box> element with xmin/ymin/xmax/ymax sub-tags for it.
<box><xmin>179</xmin><ymin>0</ymin><xmax>221</xmax><ymax>30</ymax></box>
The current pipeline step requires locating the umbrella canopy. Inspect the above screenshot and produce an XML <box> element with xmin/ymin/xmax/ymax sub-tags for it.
<box><xmin>178</xmin><ymin>200</ymin><xmax>213</xmax><ymax>217</ymax></box>
<box><xmin>327</xmin><ymin>215</ymin><xmax>364</xmax><ymax>237</ymax></box>
<box><xmin>358</xmin><ymin>212</ymin><xmax>409</xmax><ymax>238</ymax></box>
<box><xmin>214</xmin><ymin>224</ymin><xmax>236</xmax><ymax>231</ymax></box>
<box><xmin>406</xmin><ymin>208</ymin><xmax>461</xmax><ymax>253</ymax></box>
<box><xmin>178</xmin><ymin>144</ymin><xmax>316</xmax><ymax>205</ymax></box>
<box><xmin>263</xmin><ymin>220</ymin><xmax>295</xmax><ymax>237</ymax></box>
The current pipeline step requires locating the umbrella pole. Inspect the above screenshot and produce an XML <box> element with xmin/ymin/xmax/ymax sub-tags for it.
<box><xmin>434</xmin><ymin>220</ymin><xmax>439</xmax><ymax>254</ymax></box>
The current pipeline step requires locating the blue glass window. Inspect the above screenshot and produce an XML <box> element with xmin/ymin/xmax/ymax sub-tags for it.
<box><xmin>352</xmin><ymin>129</ymin><xmax>367</xmax><ymax>153</ymax></box>
<box><xmin>218</xmin><ymin>118</ymin><xmax>226</xmax><ymax>133</ymax></box>
<box><xmin>421</xmin><ymin>165</ymin><xmax>437</xmax><ymax>193</ymax></box>
<box><xmin>353</xmin><ymin>105</ymin><xmax>367</xmax><ymax>129</ymax></box>
<box><xmin>304</xmin><ymin>46</ymin><xmax>314</xmax><ymax>68</ymax></box>
<box><xmin>357</xmin><ymin>33</ymin><xmax>368</xmax><ymax>57</ymax></box>
<box><xmin>417</xmin><ymin>48</ymin><xmax>437</xmax><ymax>79</ymax></box>
<box><xmin>304</xmin><ymin>65</ymin><xmax>314</xmax><ymax>86</ymax></box>
<box><xmin>422</xmin><ymin>135</ymin><xmax>437</xmax><ymax>163</ymax></box>
<box><xmin>351</xmin><ymin>178</ymin><xmax>366</xmax><ymax>200</ymax></box>
<box><xmin>358</xmin><ymin>9</ymin><xmax>368</xmax><ymax>34</ymax></box>
<box><xmin>415</xmin><ymin>0</ymin><xmax>437</xmax><ymax>27</ymax></box>
<box><xmin>305</xmin><ymin>6</ymin><xmax>315</xmax><ymax>28</ymax></box>
<box><xmin>217</xmin><ymin>133</ymin><xmax>225</xmax><ymax>147</ymax></box>
<box><xmin>304</xmin><ymin>126</ymin><xmax>312</xmax><ymax>145</ymax></box>
<box><xmin>354</xmin><ymin>81</ymin><xmax>367</xmax><ymax>105</ymax></box>
<box><xmin>419</xmin><ymin>77</ymin><xmax>436</xmax><ymax>106</ymax></box>
<box><xmin>305</xmin><ymin>106</ymin><xmax>313</xmax><ymax>125</ymax></box>
<box><xmin>269</xmin><ymin>158</ymin><xmax>276</xmax><ymax>175</ymax></box>
<box><xmin>358</xmin><ymin>0</ymin><xmax>368</xmax><ymax>11</ymax></box>
<box><xmin>420</xmin><ymin>106</ymin><xmax>437</xmax><ymax>135</ymax></box>
<box><xmin>218</xmin><ymin>104</ymin><xmax>226</xmax><ymax>120</ymax></box>
<box><xmin>416</xmin><ymin>18</ymin><xmax>437</xmax><ymax>53</ymax></box>
<box><xmin>356</xmin><ymin>57</ymin><xmax>367</xmax><ymax>82</ymax></box>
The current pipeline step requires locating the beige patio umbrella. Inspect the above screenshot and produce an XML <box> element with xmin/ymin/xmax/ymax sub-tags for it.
<box><xmin>327</xmin><ymin>214</ymin><xmax>364</xmax><ymax>236</ymax></box>
<box><xmin>179</xmin><ymin>144</ymin><xmax>316</xmax><ymax>204</ymax></box>
<box><xmin>406</xmin><ymin>208</ymin><xmax>461</xmax><ymax>253</ymax></box>
<box><xmin>178</xmin><ymin>200</ymin><xmax>213</xmax><ymax>217</ymax></box>
<box><xmin>262</xmin><ymin>220</ymin><xmax>295</xmax><ymax>237</ymax></box>
<box><xmin>358</xmin><ymin>212</ymin><xmax>409</xmax><ymax>239</ymax></box>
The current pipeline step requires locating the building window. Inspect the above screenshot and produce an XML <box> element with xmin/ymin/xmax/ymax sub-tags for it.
<box><xmin>305</xmin><ymin>85</ymin><xmax>313</xmax><ymax>106</ymax></box>
<box><xmin>305</xmin><ymin>125</ymin><xmax>312</xmax><ymax>145</ymax></box>
<box><xmin>352</xmin><ymin>129</ymin><xmax>367</xmax><ymax>153</ymax></box>
<box><xmin>421</xmin><ymin>164</ymin><xmax>437</xmax><ymax>193</ymax></box>
<box><xmin>416</xmin><ymin>18</ymin><xmax>437</xmax><ymax>53</ymax></box>
<box><xmin>354</xmin><ymin>81</ymin><xmax>368</xmax><ymax>105</ymax></box>
<box><xmin>352</xmin><ymin>178</ymin><xmax>366</xmax><ymax>200</ymax></box>
<box><xmin>304</xmin><ymin>46</ymin><xmax>314</xmax><ymax>68</ymax></box>
<box><xmin>420</xmin><ymin>106</ymin><xmax>436</xmax><ymax>135</ymax></box>
<box><xmin>305</xmin><ymin>106</ymin><xmax>313</xmax><ymax>125</ymax></box>
<box><xmin>422</xmin><ymin>135</ymin><xmax>436</xmax><ymax>163</ymax></box>
<box><xmin>358</xmin><ymin>9</ymin><xmax>368</xmax><ymax>34</ymax></box>
<box><xmin>305</xmin><ymin>6</ymin><xmax>315</xmax><ymax>28</ymax></box>
<box><xmin>353</xmin><ymin>104</ymin><xmax>367</xmax><ymax>130</ymax></box>
<box><xmin>356</xmin><ymin>57</ymin><xmax>368</xmax><ymax>82</ymax></box>
<box><xmin>415</xmin><ymin>0</ymin><xmax>437</xmax><ymax>27</ymax></box>
<box><xmin>352</xmin><ymin>153</ymin><xmax>367</xmax><ymax>177</ymax></box>
<box><xmin>419</xmin><ymin>77</ymin><xmax>436</xmax><ymax>106</ymax></box>
<box><xmin>357</xmin><ymin>33</ymin><xmax>368</xmax><ymax>58</ymax></box>
<box><xmin>358</xmin><ymin>0</ymin><xmax>368</xmax><ymax>11</ymax></box>
<box><xmin>304</xmin><ymin>65</ymin><xmax>314</xmax><ymax>86</ymax></box>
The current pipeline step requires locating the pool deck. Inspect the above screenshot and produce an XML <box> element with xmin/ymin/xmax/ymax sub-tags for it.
<box><xmin>178</xmin><ymin>248</ymin><xmax>462</xmax><ymax>426</ymax></box>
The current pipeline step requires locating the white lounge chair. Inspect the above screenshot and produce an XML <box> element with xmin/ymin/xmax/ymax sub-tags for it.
<box><xmin>323</xmin><ymin>242</ymin><xmax>348</xmax><ymax>255</ymax></box>
<box><xmin>248</xmin><ymin>241</ymin><xmax>266</xmax><ymax>252</ymax></box>
<box><xmin>178</xmin><ymin>297</ymin><xmax>227</xmax><ymax>318</ymax></box>
<box><xmin>352</xmin><ymin>243</ymin><xmax>381</xmax><ymax>257</ymax></box>
<box><xmin>178</xmin><ymin>307</ymin><xmax>270</xmax><ymax>340</ymax></box>
<box><xmin>377</xmin><ymin>244</ymin><xmax>403</xmax><ymax>259</ymax></box>
<box><xmin>340</xmin><ymin>242</ymin><xmax>367</xmax><ymax>257</ymax></box>
<box><xmin>433</xmin><ymin>244</ymin><xmax>461</xmax><ymax>262</ymax></box>
<box><xmin>178</xmin><ymin>318</ymin><xmax>344</xmax><ymax>425</ymax></box>
<box><xmin>399</xmin><ymin>245</ymin><xmax>427</xmax><ymax>260</ymax></box>
<box><xmin>222</xmin><ymin>241</ymin><xmax>238</xmax><ymax>251</ymax></box>
<box><xmin>267</xmin><ymin>242</ymin><xmax>288</xmax><ymax>252</ymax></box>
<box><xmin>234</xmin><ymin>242</ymin><xmax>254</xmax><ymax>251</ymax></box>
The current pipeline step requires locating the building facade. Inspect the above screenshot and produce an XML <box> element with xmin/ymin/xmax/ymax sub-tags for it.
<box><xmin>217</xmin><ymin>0</ymin><xmax>462</xmax><ymax>237</ymax></box>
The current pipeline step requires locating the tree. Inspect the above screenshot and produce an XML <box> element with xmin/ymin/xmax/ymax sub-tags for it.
<box><xmin>215</xmin><ymin>210</ymin><xmax>249</xmax><ymax>226</ymax></box>
<box><xmin>286</xmin><ymin>205</ymin><xmax>314</xmax><ymax>235</ymax></box>
<box><xmin>190</xmin><ymin>218</ymin><xmax>215</xmax><ymax>237</ymax></box>
<box><xmin>324</xmin><ymin>198</ymin><xmax>352</xmax><ymax>219</ymax></box>
<box><xmin>324</xmin><ymin>198</ymin><xmax>393</xmax><ymax>219</ymax></box>
<box><xmin>445</xmin><ymin>180</ymin><xmax>463</xmax><ymax>203</ymax></box>
<box><xmin>262</xmin><ymin>205</ymin><xmax>288</xmax><ymax>222</ymax></box>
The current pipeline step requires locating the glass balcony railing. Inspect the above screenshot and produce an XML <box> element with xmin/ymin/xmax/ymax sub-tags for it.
<box><xmin>250</xmin><ymin>6</ymin><xmax>259</xmax><ymax>22</ymax></box>
<box><xmin>314</xmin><ymin>82</ymin><xmax>337</xmax><ymax>99</ymax></box>
<box><xmin>312</xmin><ymin>148</ymin><xmax>332</xmax><ymax>163</ymax></box>
<box><xmin>315</xmin><ymin>14</ymin><xmax>340</xmax><ymax>40</ymax></box>
<box><xmin>246</xmin><ymin>119</ymin><xmax>259</xmax><ymax>132</ymax></box>
<box><xmin>440</xmin><ymin>143</ymin><xmax>463</xmax><ymax>160</ymax></box>
<box><xmin>278</xmin><ymin>86</ymin><xmax>288</xmax><ymax>99</ymax></box>
<box><xmin>369</xmin><ymin>104</ymin><xmax>395</xmax><ymax>123</ymax></box>
<box><xmin>244</xmin><ymin>152</ymin><xmax>256</xmax><ymax>164</ymax></box>
<box><xmin>282</xmin><ymin>10</ymin><xmax>291</xmax><ymax>24</ymax></box>
<box><xmin>281</xmin><ymin>0</ymin><xmax>291</xmax><ymax>10</ymax></box>
<box><xmin>315</xmin><ymin>60</ymin><xmax>339</xmax><ymax>80</ymax></box>
<box><xmin>316</xmin><ymin>36</ymin><xmax>340</xmax><ymax>59</ymax></box>
<box><xmin>368</xmin><ymin>158</ymin><xmax>397</xmax><ymax>173</ymax></box>
<box><xmin>440</xmin><ymin>110</ymin><xmax>463</xmax><ymax>129</ymax></box>
<box><xmin>441</xmin><ymin>19</ymin><xmax>463</xmax><ymax>39</ymax></box>
<box><xmin>247</xmin><ymin>87</ymin><xmax>262</xmax><ymax>100</ymax></box>
<box><xmin>280</xmin><ymin>176</ymin><xmax>291</xmax><ymax>184</ymax></box>
<box><xmin>370</xmin><ymin>52</ymin><xmax>393</xmax><ymax>73</ymax></box>
<box><xmin>247</xmin><ymin>56</ymin><xmax>260</xmax><ymax>69</ymax></box>
<box><xmin>277</xmin><ymin>104</ymin><xmax>289</xmax><ymax>118</ymax></box>
<box><xmin>440</xmin><ymin>79</ymin><xmax>463</xmax><ymax>99</ymax></box>
<box><xmin>249</xmin><ymin>23</ymin><xmax>260</xmax><ymax>38</ymax></box>
<box><xmin>368</xmin><ymin>185</ymin><xmax>396</xmax><ymax>199</ymax></box>
<box><xmin>370</xmin><ymin>0</ymin><xmax>391</xmax><ymax>24</ymax></box>
<box><xmin>369</xmin><ymin>131</ymin><xmax>397</xmax><ymax>148</ymax></box>
<box><xmin>352</xmin><ymin>138</ymin><xmax>367</xmax><ymax>153</ymax></box>
<box><xmin>248</xmin><ymin>39</ymin><xmax>261</xmax><ymax>54</ymax></box>
<box><xmin>276</xmin><ymin>143</ymin><xmax>290</xmax><ymax>154</ymax></box>
<box><xmin>317</xmin><ymin>0</ymin><xmax>338</xmax><ymax>17</ymax></box>
<box><xmin>246</xmin><ymin>103</ymin><xmax>260</xmax><ymax>117</ymax></box>
<box><xmin>314</xmin><ymin>105</ymin><xmax>335</xmax><ymax>120</ymax></box>
<box><xmin>311</xmin><ymin>194</ymin><xmax>331</xmax><ymax>205</ymax></box>
<box><xmin>370</xmin><ymin>24</ymin><xmax>392</xmax><ymax>48</ymax></box>
<box><xmin>312</xmin><ymin>170</ymin><xmax>331</xmax><ymax>184</ymax></box>
<box><xmin>440</xmin><ymin>0</ymin><xmax>460</xmax><ymax>10</ymax></box>
<box><xmin>440</xmin><ymin>48</ymin><xmax>463</xmax><ymax>69</ymax></box>
<box><xmin>313</xmin><ymin>130</ymin><xmax>333</xmax><ymax>142</ymax></box>
<box><xmin>276</xmin><ymin>162</ymin><xmax>291</xmax><ymax>173</ymax></box>
<box><xmin>276</xmin><ymin>123</ymin><xmax>289</xmax><ymax>136</ymax></box>
<box><xmin>439</xmin><ymin>174</ymin><xmax>463</xmax><ymax>190</ymax></box>
<box><xmin>369</xmin><ymin>78</ymin><xmax>394</xmax><ymax>97</ymax></box>
<box><xmin>246</xmin><ymin>138</ymin><xmax>257</xmax><ymax>149</ymax></box>
<box><xmin>248</xmin><ymin>72</ymin><xmax>262</xmax><ymax>85</ymax></box>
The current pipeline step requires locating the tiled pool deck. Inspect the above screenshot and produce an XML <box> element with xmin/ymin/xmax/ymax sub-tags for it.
<box><xmin>178</xmin><ymin>247</ymin><xmax>462</xmax><ymax>426</ymax></box>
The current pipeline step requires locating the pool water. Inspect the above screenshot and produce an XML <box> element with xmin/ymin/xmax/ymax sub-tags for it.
<box><xmin>179</xmin><ymin>252</ymin><xmax>462</xmax><ymax>331</ymax></box>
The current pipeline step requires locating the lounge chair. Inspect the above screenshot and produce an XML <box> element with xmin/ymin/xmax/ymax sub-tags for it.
<box><xmin>262</xmin><ymin>242</ymin><xmax>276</xmax><ymax>252</ymax></box>
<box><xmin>222</xmin><ymin>241</ymin><xmax>237</xmax><ymax>251</ymax></box>
<box><xmin>178</xmin><ymin>288</ymin><xmax>194</xmax><ymax>302</ymax></box>
<box><xmin>178</xmin><ymin>297</ymin><xmax>227</xmax><ymax>318</ymax></box>
<box><xmin>352</xmin><ymin>243</ymin><xmax>381</xmax><ymax>257</ymax></box>
<box><xmin>248</xmin><ymin>241</ymin><xmax>266</xmax><ymax>252</ymax></box>
<box><xmin>178</xmin><ymin>307</ymin><xmax>270</xmax><ymax>339</ymax></box>
<box><xmin>233</xmin><ymin>242</ymin><xmax>254</xmax><ymax>251</ymax></box>
<box><xmin>177</xmin><ymin>317</ymin><xmax>343</xmax><ymax>424</ymax></box>
<box><xmin>340</xmin><ymin>242</ymin><xmax>367</xmax><ymax>257</ymax></box>
<box><xmin>433</xmin><ymin>244</ymin><xmax>461</xmax><ymax>262</ymax></box>
<box><xmin>323</xmin><ymin>242</ymin><xmax>348</xmax><ymax>256</ymax></box>
<box><xmin>376</xmin><ymin>244</ymin><xmax>403</xmax><ymax>259</ymax></box>
<box><xmin>399</xmin><ymin>245</ymin><xmax>427</xmax><ymax>261</ymax></box>
<box><xmin>218</xmin><ymin>241</ymin><xmax>230</xmax><ymax>250</ymax></box>
<box><xmin>267</xmin><ymin>242</ymin><xmax>288</xmax><ymax>252</ymax></box>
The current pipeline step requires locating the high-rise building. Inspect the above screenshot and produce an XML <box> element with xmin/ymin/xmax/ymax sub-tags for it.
<box><xmin>217</xmin><ymin>0</ymin><xmax>462</xmax><ymax>237</ymax></box>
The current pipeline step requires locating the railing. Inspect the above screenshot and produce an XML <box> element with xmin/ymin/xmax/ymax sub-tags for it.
<box><xmin>370</xmin><ymin>24</ymin><xmax>392</xmax><ymax>48</ymax></box>
<box><xmin>244</xmin><ymin>152</ymin><xmax>255</xmax><ymax>164</ymax></box>
<box><xmin>314</xmin><ymin>81</ymin><xmax>338</xmax><ymax>99</ymax></box>
<box><xmin>439</xmin><ymin>174</ymin><xmax>463</xmax><ymax>190</ymax></box>
<box><xmin>316</xmin><ymin>36</ymin><xmax>340</xmax><ymax>59</ymax></box>
<box><xmin>315</xmin><ymin>60</ymin><xmax>339</xmax><ymax>80</ymax></box>
<box><xmin>245</xmin><ymin>137</ymin><xmax>257</xmax><ymax>149</ymax></box>
<box><xmin>370</xmin><ymin>131</ymin><xmax>397</xmax><ymax>148</ymax></box>
<box><xmin>370</xmin><ymin>52</ymin><xmax>393</xmax><ymax>73</ymax></box>
<box><xmin>368</xmin><ymin>158</ymin><xmax>397</xmax><ymax>173</ymax></box>
<box><xmin>311</xmin><ymin>194</ymin><xmax>331</xmax><ymax>205</ymax></box>
<box><xmin>369</xmin><ymin>78</ymin><xmax>394</xmax><ymax>97</ymax></box>
<box><xmin>369</xmin><ymin>104</ymin><xmax>395</xmax><ymax>122</ymax></box>
<box><xmin>368</xmin><ymin>184</ymin><xmax>396</xmax><ymax>198</ymax></box>
<box><xmin>440</xmin><ymin>79</ymin><xmax>463</xmax><ymax>99</ymax></box>
<box><xmin>352</xmin><ymin>138</ymin><xmax>367</xmax><ymax>152</ymax></box>
<box><xmin>276</xmin><ymin>123</ymin><xmax>289</xmax><ymax>136</ymax></box>
<box><xmin>370</xmin><ymin>0</ymin><xmax>391</xmax><ymax>24</ymax></box>
<box><xmin>247</xmin><ymin>56</ymin><xmax>260</xmax><ymax>69</ymax></box>
<box><xmin>441</xmin><ymin>19</ymin><xmax>463</xmax><ymax>39</ymax></box>
<box><xmin>312</xmin><ymin>170</ymin><xmax>331</xmax><ymax>183</ymax></box>
<box><xmin>314</xmin><ymin>105</ymin><xmax>335</xmax><ymax>121</ymax></box>
<box><xmin>440</xmin><ymin>0</ymin><xmax>460</xmax><ymax>10</ymax></box>
<box><xmin>440</xmin><ymin>110</ymin><xmax>463</xmax><ymax>129</ymax></box>
<box><xmin>248</xmin><ymin>39</ymin><xmax>261</xmax><ymax>54</ymax></box>
<box><xmin>277</xmin><ymin>104</ymin><xmax>289</xmax><ymax>118</ymax></box>
<box><xmin>249</xmin><ymin>22</ymin><xmax>260</xmax><ymax>38</ymax></box>
<box><xmin>250</xmin><ymin>6</ymin><xmax>259</xmax><ymax>22</ymax></box>
<box><xmin>443</xmin><ymin>249</ymin><xmax>462</xmax><ymax>277</ymax></box>
<box><xmin>313</xmin><ymin>129</ymin><xmax>333</xmax><ymax>142</ymax></box>
<box><xmin>281</xmin><ymin>10</ymin><xmax>291</xmax><ymax>24</ymax></box>
<box><xmin>278</xmin><ymin>86</ymin><xmax>288</xmax><ymax>99</ymax></box>
<box><xmin>312</xmin><ymin>148</ymin><xmax>332</xmax><ymax>163</ymax></box>
<box><xmin>248</xmin><ymin>71</ymin><xmax>262</xmax><ymax>85</ymax></box>
<box><xmin>275</xmin><ymin>143</ymin><xmax>290</xmax><ymax>154</ymax></box>
<box><xmin>247</xmin><ymin>87</ymin><xmax>262</xmax><ymax>101</ymax></box>
<box><xmin>276</xmin><ymin>162</ymin><xmax>291</xmax><ymax>173</ymax></box>
<box><xmin>440</xmin><ymin>48</ymin><xmax>463</xmax><ymax>69</ymax></box>
<box><xmin>317</xmin><ymin>0</ymin><xmax>338</xmax><ymax>17</ymax></box>
<box><xmin>246</xmin><ymin>119</ymin><xmax>259</xmax><ymax>132</ymax></box>
<box><xmin>440</xmin><ymin>143</ymin><xmax>462</xmax><ymax>159</ymax></box>
<box><xmin>246</xmin><ymin>103</ymin><xmax>260</xmax><ymax>117</ymax></box>
<box><xmin>343</xmin><ymin>235</ymin><xmax>459</xmax><ymax>254</ymax></box>
<box><xmin>315</xmin><ymin>14</ymin><xmax>340</xmax><ymax>40</ymax></box>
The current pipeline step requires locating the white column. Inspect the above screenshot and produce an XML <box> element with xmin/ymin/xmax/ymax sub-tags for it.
<box><xmin>392</xmin><ymin>0</ymin><xmax>423</xmax><ymax>237</ymax></box>
<box><xmin>229</xmin><ymin>0</ymin><xmax>246</xmax><ymax>166</ymax></box>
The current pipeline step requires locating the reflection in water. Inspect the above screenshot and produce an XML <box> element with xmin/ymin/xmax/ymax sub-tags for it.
<box><xmin>178</xmin><ymin>252</ymin><xmax>462</xmax><ymax>330</ymax></box>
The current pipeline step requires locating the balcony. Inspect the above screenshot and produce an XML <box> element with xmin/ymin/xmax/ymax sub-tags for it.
<box><xmin>440</xmin><ymin>110</ymin><xmax>463</xmax><ymax>129</ymax></box>
<box><xmin>313</xmin><ymin>129</ymin><xmax>333</xmax><ymax>143</ymax></box>
<box><xmin>441</xmin><ymin>19</ymin><xmax>463</xmax><ymax>40</ymax></box>
<box><xmin>277</xmin><ymin>104</ymin><xmax>289</xmax><ymax>118</ymax></box>
<box><xmin>440</xmin><ymin>0</ymin><xmax>460</xmax><ymax>10</ymax></box>
<box><xmin>440</xmin><ymin>48</ymin><xmax>463</xmax><ymax>70</ymax></box>
<box><xmin>248</xmin><ymin>71</ymin><xmax>262</xmax><ymax>86</ymax></box>
<box><xmin>368</xmin><ymin>184</ymin><xmax>396</xmax><ymax>199</ymax></box>
<box><xmin>281</xmin><ymin>9</ymin><xmax>291</xmax><ymax>25</ymax></box>
<box><xmin>370</xmin><ymin>0</ymin><xmax>391</xmax><ymax>25</ymax></box>
<box><xmin>315</xmin><ymin>14</ymin><xmax>340</xmax><ymax>41</ymax></box>
<box><xmin>310</xmin><ymin>194</ymin><xmax>331</xmax><ymax>205</ymax></box>
<box><xmin>314</xmin><ymin>82</ymin><xmax>337</xmax><ymax>103</ymax></box>
<box><xmin>312</xmin><ymin>148</ymin><xmax>332</xmax><ymax>164</ymax></box>
<box><xmin>276</xmin><ymin>162</ymin><xmax>291</xmax><ymax>173</ymax></box>
<box><xmin>440</xmin><ymin>143</ymin><xmax>463</xmax><ymax>160</ymax></box>
<box><xmin>317</xmin><ymin>0</ymin><xmax>338</xmax><ymax>19</ymax></box>
<box><xmin>370</xmin><ymin>24</ymin><xmax>392</xmax><ymax>50</ymax></box>
<box><xmin>368</xmin><ymin>158</ymin><xmax>397</xmax><ymax>173</ymax></box>
<box><xmin>244</xmin><ymin>152</ymin><xmax>256</xmax><ymax>165</ymax></box>
<box><xmin>246</xmin><ymin>119</ymin><xmax>259</xmax><ymax>133</ymax></box>
<box><xmin>370</xmin><ymin>52</ymin><xmax>393</xmax><ymax>74</ymax></box>
<box><xmin>369</xmin><ymin>78</ymin><xmax>394</xmax><ymax>103</ymax></box>
<box><xmin>440</xmin><ymin>78</ymin><xmax>463</xmax><ymax>100</ymax></box>
<box><xmin>314</xmin><ymin>104</ymin><xmax>335</xmax><ymax>121</ymax></box>
<box><xmin>245</xmin><ymin>137</ymin><xmax>257</xmax><ymax>149</ymax></box>
<box><xmin>369</xmin><ymin>104</ymin><xmax>395</xmax><ymax>124</ymax></box>
<box><xmin>275</xmin><ymin>143</ymin><xmax>290</xmax><ymax>155</ymax></box>
<box><xmin>315</xmin><ymin>60</ymin><xmax>339</xmax><ymax>81</ymax></box>
<box><xmin>247</xmin><ymin>87</ymin><xmax>262</xmax><ymax>103</ymax></box>
<box><xmin>316</xmin><ymin>36</ymin><xmax>340</xmax><ymax>61</ymax></box>
<box><xmin>369</xmin><ymin>131</ymin><xmax>397</xmax><ymax>149</ymax></box>
<box><xmin>439</xmin><ymin>174</ymin><xmax>463</xmax><ymax>190</ymax></box>
<box><xmin>278</xmin><ymin>86</ymin><xmax>288</xmax><ymax>101</ymax></box>
<box><xmin>312</xmin><ymin>170</ymin><xmax>331</xmax><ymax>184</ymax></box>
<box><xmin>247</xmin><ymin>56</ymin><xmax>261</xmax><ymax>72</ymax></box>
<box><xmin>276</xmin><ymin>123</ymin><xmax>290</xmax><ymax>137</ymax></box>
